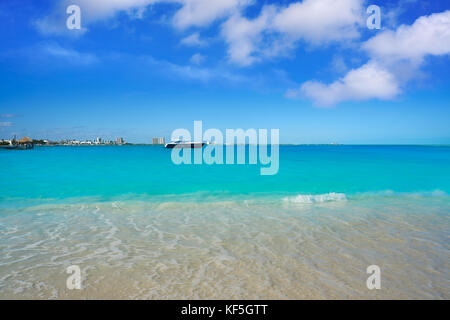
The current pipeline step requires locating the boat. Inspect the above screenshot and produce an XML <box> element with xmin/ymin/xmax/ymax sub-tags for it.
<box><xmin>164</xmin><ymin>140</ymin><xmax>206</xmax><ymax>149</ymax></box>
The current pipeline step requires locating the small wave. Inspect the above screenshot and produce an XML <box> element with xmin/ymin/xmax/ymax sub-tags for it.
<box><xmin>283</xmin><ymin>192</ymin><xmax>347</xmax><ymax>204</ymax></box>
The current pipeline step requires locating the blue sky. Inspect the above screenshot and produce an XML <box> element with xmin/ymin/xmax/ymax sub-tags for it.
<box><xmin>0</xmin><ymin>0</ymin><xmax>449</xmax><ymax>144</ymax></box>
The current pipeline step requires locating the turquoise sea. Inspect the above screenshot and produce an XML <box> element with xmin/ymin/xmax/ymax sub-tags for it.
<box><xmin>0</xmin><ymin>145</ymin><xmax>449</xmax><ymax>299</ymax></box>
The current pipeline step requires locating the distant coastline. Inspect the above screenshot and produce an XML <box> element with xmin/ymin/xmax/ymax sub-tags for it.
<box><xmin>2</xmin><ymin>143</ymin><xmax>450</xmax><ymax>149</ymax></box>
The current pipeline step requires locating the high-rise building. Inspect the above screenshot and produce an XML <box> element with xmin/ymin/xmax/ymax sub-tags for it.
<box><xmin>116</xmin><ymin>137</ymin><xmax>124</xmax><ymax>145</ymax></box>
<box><xmin>152</xmin><ymin>137</ymin><xmax>158</xmax><ymax>145</ymax></box>
<box><xmin>158</xmin><ymin>137</ymin><xmax>165</xmax><ymax>145</ymax></box>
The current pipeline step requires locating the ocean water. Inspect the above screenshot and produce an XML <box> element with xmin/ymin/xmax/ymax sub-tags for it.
<box><xmin>0</xmin><ymin>145</ymin><xmax>449</xmax><ymax>299</ymax></box>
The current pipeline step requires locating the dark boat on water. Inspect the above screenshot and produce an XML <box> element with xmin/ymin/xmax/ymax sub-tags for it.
<box><xmin>164</xmin><ymin>140</ymin><xmax>206</xmax><ymax>149</ymax></box>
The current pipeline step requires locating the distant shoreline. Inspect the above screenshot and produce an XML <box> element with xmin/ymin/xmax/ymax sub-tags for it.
<box><xmin>2</xmin><ymin>144</ymin><xmax>449</xmax><ymax>148</ymax></box>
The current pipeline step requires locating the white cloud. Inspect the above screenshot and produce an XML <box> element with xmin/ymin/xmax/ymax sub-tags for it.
<box><xmin>65</xmin><ymin>0</ymin><xmax>156</xmax><ymax>21</ymax></box>
<box><xmin>31</xmin><ymin>1</ymin><xmax>450</xmax><ymax>106</ymax></box>
<box><xmin>272</xmin><ymin>0</ymin><xmax>363</xmax><ymax>43</ymax></box>
<box><xmin>294</xmin><ymin>10</ymin><xmax>450</xmax><ymax>106</ymax></box>
<box><xmin>220</xmin><ymin>0</ymin><xmax>364</xmax><ymax>66</ymax></box>
<box><xmin>363</xmin><ymin>10</ymin><xmax>450</xmax><ymax>63</ymax></box>
<box><xmin>35</xmin><ymin>0</ymin><xmax>157</xmax><ymax>35</ymax></box>
<box><xmin>180</xmin><ymin>32</ymin><xmax>207</xmax><ymax>47</ymax></box>
<box><xmin>291</xmin><ymin>62</ymin><xmax>400</xmax><ymax>106</ymax></box>
<box><xmin>0</xmin><ymin>122</ymin><xmax>13</xmax><ymax>127</ymax></box>
<box><xmin>173</xmin><ymin>0</ymin><xmax>251</xmax><ymax>29</ymax></box>
<box><xmin>37</xmin><ymin>0</ymin><xmax>363</xmax><ymax>67</ymax></box>
<box><xmin>37</xmin><ymin>0</ymin><xmax>364</xmax><ymax>68</ymax></box>
<box><xmin>189</xmin><ymin>53</ymin><xmax>206</xmax><ymax>65</ymax></box>
<box><xmin>37</xmin><ymin>0</ymin><xmax>251</xmax><ymax>35</ymax></box>
<box><xmin>221</xmin><ymin>6</ymin><xmax>276</xmax><ymax>66</ymax></box>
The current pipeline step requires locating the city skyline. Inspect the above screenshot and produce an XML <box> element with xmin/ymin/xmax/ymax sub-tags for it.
<box><xmin>0</xmin><ymin>1</ymin><xmax>449</xmax><ymax>144</ymax></box>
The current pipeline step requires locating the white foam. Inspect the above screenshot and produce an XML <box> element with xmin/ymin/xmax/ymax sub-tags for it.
<box><xmin>283</xmin><ymin>192</ymin><xmax>347</xmax><ymax>204</ymax></box>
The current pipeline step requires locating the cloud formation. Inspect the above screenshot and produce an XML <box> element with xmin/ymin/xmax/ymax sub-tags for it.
<box><xmin>221</xmin><ymin>6</ymin><xmax>276</xmax><ymax>66</ymax></box>
<box><xmin>172</xmin><ymin>0</ymin><xmax>251</xmax><ymax>29</ymax></box>
<box><xmin>220</xmin><ymin>0</ymin><xmax>364</xmax><ymax>66</ymax></box>
<box><xmin>33</xmin><ymin>1</ymin><xmax>450</xmax><ymax>106</ymax></box>
<box><xmin>272</xmin><ymin>0</ymin><xmax>363</xmax><ymax>43</ymax></box>
<box><xmin>36</xmin><ymin>0</ymin><xmax>251</xmax><ymax>35</ymax></box>
<box><xmin>363</xmin><ymin>10</ymin><xmax>450</xmax><ymax>63</ymax></box>
<box><xmin>293</xmin><ymin>10</ymin><xmax>450</xmax><ymax>106</ymax></box>
<box><xmin>293</xmin><ymin>62</ymin><xmax>400</xmax><ymax>106</ymax></box>
<box><xmin>180</xmin><ymin>32</ymin><xmax>207</xmax><ymax>47</ymax></box>
<box><xmin>37</xmin><ymin>0</ymin><xmax>363</xmax><ymax>61</ymax></box>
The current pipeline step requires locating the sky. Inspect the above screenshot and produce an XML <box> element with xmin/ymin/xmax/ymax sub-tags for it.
<box><xmin>0</xmin><ymin>0</ymin><xmax>449</xmax><ymax>144</ymax></box>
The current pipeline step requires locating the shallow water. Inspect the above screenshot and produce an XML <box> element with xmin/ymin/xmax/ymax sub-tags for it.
<box><xmin>0</xmin><ymin>146</ymin><xmax>449</xmax><ymax>299</ymax></box>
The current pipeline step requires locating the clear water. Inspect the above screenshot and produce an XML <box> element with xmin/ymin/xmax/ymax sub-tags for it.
<box><xmin>0</xmin><ymin>145</ymin><xmax>449</xmax><ymax>299</ymax></box>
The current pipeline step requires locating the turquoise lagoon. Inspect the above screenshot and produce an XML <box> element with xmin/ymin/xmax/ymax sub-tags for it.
<box><xmin>0</xmin><ymin>145</ymin><xmax>449</xmax><ymax>299</ymax></box>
